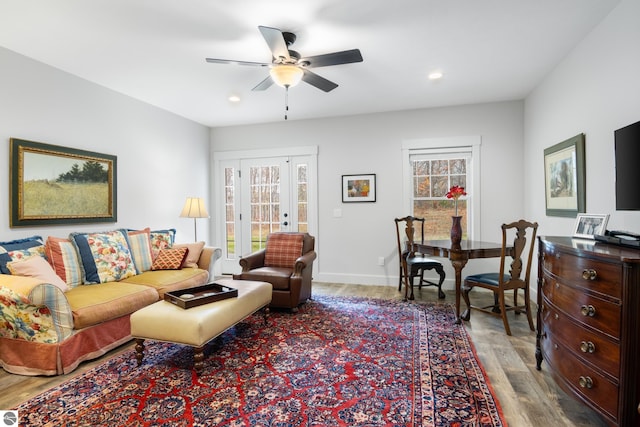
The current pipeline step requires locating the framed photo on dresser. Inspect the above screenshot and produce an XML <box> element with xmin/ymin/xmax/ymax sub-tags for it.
<box><xmin>573</xmin><ymin>213</ymin><xmax>609</xmax><ymax>239</ymax></box>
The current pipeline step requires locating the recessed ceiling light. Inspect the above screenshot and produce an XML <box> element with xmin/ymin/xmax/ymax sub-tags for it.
<box><xmin>228</xmin><ymin>95</ymin><xmax>241</xmax><ymax>103</ymax></box>
<box><xmin>428</xmin><ymin>71</ymin><xmax>443</xmax><ymax>80</ymax></box>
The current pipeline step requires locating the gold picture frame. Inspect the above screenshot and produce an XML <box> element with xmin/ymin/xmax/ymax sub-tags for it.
<box><xmin>10</xmin><ymin>138</ymin><xmax>117</xmax><ymax>227</ymax></box>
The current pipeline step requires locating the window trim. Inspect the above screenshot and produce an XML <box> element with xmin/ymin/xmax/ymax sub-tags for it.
<box><xmin>402</xmin><ymin>136</ymin><xmax>482</xmax><ymax>240</ymax></box>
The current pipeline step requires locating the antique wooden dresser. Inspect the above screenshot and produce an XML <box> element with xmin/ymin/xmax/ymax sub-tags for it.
<box><xmin>536</xmin><ymin>236</ymin><xmax>640</xmax><ymax>426</ymax></box>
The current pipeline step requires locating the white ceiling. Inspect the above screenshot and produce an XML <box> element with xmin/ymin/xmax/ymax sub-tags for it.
<box><xmin>0</xmin><ymin>0</ymin><xmax>620</xmax><ymax>128</ymax></box>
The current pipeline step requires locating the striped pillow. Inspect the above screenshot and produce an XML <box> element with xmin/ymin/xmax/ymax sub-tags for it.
<box><xmin>264</xmin><ymin>233</ymin><xmax>304</xmax><ymax>268</ymax></box>
<box><xmin>127</xmin><ymin>228</ymin><xmax>154</xmax><ymax>273</ymax></box>
<box><xmin>45</xmin><ymin>236</ymin><xmax>84</xmax><ymax>288</ymax></box>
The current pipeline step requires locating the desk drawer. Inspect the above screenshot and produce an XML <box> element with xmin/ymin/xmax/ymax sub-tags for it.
<box><xmin>542</xmin><ymin>300</ymin><xmax>620</xmax><ymax>377</ymax></box>
<box><xmin>542</xmin><ymin>250</ymin><xmax>621</xmax><ymax>300</ymax></box>
<box><xmin>541</xmin><ymin>274</ymin><xmax>621</xmax><ymax>339</ymax></box>
<box><xmin>541</xmin><ymin>332</ymin><xmax>619</xmax><ymax>422</ymax></box>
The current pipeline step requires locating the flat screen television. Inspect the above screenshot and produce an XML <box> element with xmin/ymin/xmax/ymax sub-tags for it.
<box><xmin>615</xmin><ymin>120</ymin><xmax>640</xmax><ymax>210</ymax></box>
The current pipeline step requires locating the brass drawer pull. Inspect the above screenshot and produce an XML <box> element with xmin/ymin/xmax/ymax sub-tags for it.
<box><xmin>580</xmin><ymin>341</ymin><xmax>596</xmax><ymax>354</ymax></box>
<box><xmin>580</xmin><ymin>305</ymin><xmax>596</xmax><ymax>317</ymax></box>
<box><xmin>582</xmin><ymin>269</ymin><xmax>597</xmax><ymax>280</ymax></box>
<box><xmin>579</xmin><ymin>376</ymin><xmax>594</xmax><ymax>389</ymax></box>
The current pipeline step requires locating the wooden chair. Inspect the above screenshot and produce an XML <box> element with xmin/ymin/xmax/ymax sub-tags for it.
<box><xmin>394</xmin><ymin>216</ymin><xmax>446</xmax><ymax>301</ymax></box>
<box><xmin>461</xmin><ymin>219</ymin><xmax>538</xmax><ymax>335</ymax></box>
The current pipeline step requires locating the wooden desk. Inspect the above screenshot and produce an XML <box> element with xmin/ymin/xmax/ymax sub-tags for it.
<box><xmin>413</xmin><ymin>240</ymin><xmax>505</xmax><ymax>323</ymax></box>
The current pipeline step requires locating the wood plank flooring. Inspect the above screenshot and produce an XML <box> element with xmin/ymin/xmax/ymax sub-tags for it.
<box><xmin>0</xmin><ymin>282</ymin><xmax>608</xmax><ymax>426</ymax></box>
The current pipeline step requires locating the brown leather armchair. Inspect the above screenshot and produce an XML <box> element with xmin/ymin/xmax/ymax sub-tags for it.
<box><xmin>233</xmin><ymin>232</ymin><xmax>316</xmax><ymax>311</ymax></box>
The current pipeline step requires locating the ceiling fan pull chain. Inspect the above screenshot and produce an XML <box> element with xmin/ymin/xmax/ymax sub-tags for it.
<box><xmin>284</xmin><ymin>85</ymin><xmax>289</xmax><ymax>120</ymax></box>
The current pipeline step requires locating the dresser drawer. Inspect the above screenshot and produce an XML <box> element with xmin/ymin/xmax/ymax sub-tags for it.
<box><xmin>541</xmin><ymin>273</ymin><xmax>621</xmax><ymax>338</ymax></box>
<box><xmin>542</xmin><ymin>300</ymin><xmax>620</xmax><ymax>377</ymax></box>
<box><xmin>542</xmin><ymin>250</ymin><xmax>621</xmax><ymax>300</ymax></box>
<box><xmin>541</xmin><ymin>333</ymin><xmax>619</xmax><ymax>422</ymax></box>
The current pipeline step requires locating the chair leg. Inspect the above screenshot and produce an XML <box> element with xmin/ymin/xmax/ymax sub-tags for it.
<box><xmin>436</xmin><ymin>265</ymin><xmax>446</xmax><ymax>299</ymax></box>
<box><xmin>492</xmin><ymin>292</ymin><xmax>501</xmax><ymax>313</ymax></box>
<box><xmin>498</xmin><ymin>290</ymin><xmax>512</xmax><ymax>336</ymax></box>
<box><xmin>524</xmin><ymin>287</ymin><xmax>535</xmax><ymax>331</ymax></box>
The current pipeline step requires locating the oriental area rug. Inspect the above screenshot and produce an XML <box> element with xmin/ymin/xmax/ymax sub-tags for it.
<box><xmin>15</xmin><ymin>296</ymin><xmax>506</xmax><ymax>426</ymax></box>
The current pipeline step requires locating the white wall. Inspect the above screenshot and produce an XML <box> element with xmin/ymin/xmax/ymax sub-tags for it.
<box><xmin>524</xmin><ymin>0</ymin><xmax>640</xmax><ymax>239</ymax></box>
<box><xmin>524</xmin><ymin>0</ymin><xmax>640</xmax><ymax>299</ymax></box>
<box><xmin>0</xmin><ymin>47</ymin><xmax>211</xmax><ymax>245</ymax></box>
<box><xmin>211</xmin><ymin>100</ymin><xmax>525</xmax><ymax>286</ymax></box>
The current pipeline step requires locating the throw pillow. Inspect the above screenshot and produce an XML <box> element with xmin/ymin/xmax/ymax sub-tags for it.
<box><xmin>127</xmin><ymin>228</ymin><xmax>154</xmax><ymax>273</ymax></box>
<box><xmin>151</xmin><ymin>247</ymin><xmax>189</xmax><ymax>270</ymax></box>
<box><xmin>69</xmin><ymin>229</ymin><xmax>137</xmax><ymax>284</ymax></box>
<box><xmin>0</xmin><ymin>236</ymin><xmax>44</xmax><ymax>274</ymax></box>
<box><xmin>264</xmin><ymin>233</ymin><xmax>304</xmax><ymax>268</ymax></box>
<box><xmin>44</xmin><ymin>236</ymin><xmax>84</xmax><ymax>288</ymax></box>
<box><xmin>148</xmin><ymin>229</ymin><xmax>176</xmax><ymax>259</ymax></box>
<box><xmin>7</xmin><ymin>256</ymin><xmax>70</xmax><ymax>292</ymax></box>
<box><xmin>173</xmin><ymin>241</ymin><xmax>205</xmax><ymax>268</ymax></box>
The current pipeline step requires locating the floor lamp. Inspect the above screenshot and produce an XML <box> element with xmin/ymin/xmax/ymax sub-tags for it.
<box><xmin>179</xmin><ymin>197</ymin><xmax>209</xmax><ymax>241</ymax></box>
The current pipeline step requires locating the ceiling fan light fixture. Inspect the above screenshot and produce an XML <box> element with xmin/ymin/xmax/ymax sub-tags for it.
<box><xmin>270</xmin><ymin>65</ymin><xmax>304</xmax><ymax>88</ymax></box>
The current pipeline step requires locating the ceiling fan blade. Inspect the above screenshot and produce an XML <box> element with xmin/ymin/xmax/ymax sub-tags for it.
<box><xmin>302</xmin><ymin>69</ymin><xmax>339</xmax><ymax>92</ymax></box>
<box><xmin>252</xmin><ymin>76</ymin><xmax>274</xmax><ymax>91</ymax></box>
<box><xmin>258</xmin><ymin>26</ymin><xmax>291</xmax><ymax>62</ymax></box>
<box><xmin>205</xmin><ymin>58</ymin><xmax>270</xmax><ymax>67</ymax></box>
<box><xmin>299</xmin><ymin>49</ymin><xmax>363</xmax><ymax>68</ymax></box>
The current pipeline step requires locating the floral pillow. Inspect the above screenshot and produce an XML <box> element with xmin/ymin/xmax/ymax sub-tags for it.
<box><xmin>69</xmin><ymin>229</ymin><xmax>137</xmax><ymax>284</ymax></box>
<box><xmin>148</xmin><ymin>229</ymin><xmax>176</xmax><ymax>259</ymax></box>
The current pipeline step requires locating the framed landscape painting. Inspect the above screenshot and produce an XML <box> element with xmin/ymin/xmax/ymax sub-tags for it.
<box><xmin>10</xmin><ymin>138</ymin><xmax>117</xmax><ymax>227</ymax></box>
<box><xmin>543</xmin><ymin>133</ymin><xmax>586</xmax><ymax>217</ymax></box>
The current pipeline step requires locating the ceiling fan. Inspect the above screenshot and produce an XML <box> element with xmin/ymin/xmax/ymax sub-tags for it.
<box><xmin>205</xmin><ymin>25</ymin><xmax>363</xmax><ymax>93</ymax></box>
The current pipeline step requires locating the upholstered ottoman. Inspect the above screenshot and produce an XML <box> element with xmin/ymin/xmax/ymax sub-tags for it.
<box><xmin>130</xmin><ymin>279</ymin><xmax>272</xmax><ymax>373</ymax></box>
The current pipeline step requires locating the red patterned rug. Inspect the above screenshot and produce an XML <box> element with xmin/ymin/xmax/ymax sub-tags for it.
<box><xmin>15</xmin><ymin>296</ymin><xmax>506</xmax><ymax>426</ymax></box>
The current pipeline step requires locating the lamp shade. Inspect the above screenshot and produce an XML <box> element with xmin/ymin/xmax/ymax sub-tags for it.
<box><xmin>270</xmin><ymin>65</ymin><xmax>304</xmax><ymax>88</ymax></box>
<box><xmin>179</xmin><ymin>197</ymin><xmax>209</xmax><ymax>219</ymax></box>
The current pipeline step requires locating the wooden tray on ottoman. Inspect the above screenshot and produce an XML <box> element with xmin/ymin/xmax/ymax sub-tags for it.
<box><xmin>164</xmin><ymin>283</ymin><xmax>238</xmax><ymax>309</ymax></box>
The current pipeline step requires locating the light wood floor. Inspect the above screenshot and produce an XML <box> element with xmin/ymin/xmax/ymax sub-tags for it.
<box><xmin>0</xmin><ymin>282</ymin><xmax>608</xmax><ymax>426</ymax></box>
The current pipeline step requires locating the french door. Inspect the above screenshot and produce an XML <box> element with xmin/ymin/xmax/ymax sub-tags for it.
<box><xmin>214</xmin><ymin>148</ymin><xmax>317</xmax><ymax>274</ymax></box>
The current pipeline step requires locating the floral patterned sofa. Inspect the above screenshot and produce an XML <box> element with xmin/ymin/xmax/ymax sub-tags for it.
<box><xmin>0</xmin><ymin>228</ymin><xmax>221</xmax><ymax>376</ymax></box>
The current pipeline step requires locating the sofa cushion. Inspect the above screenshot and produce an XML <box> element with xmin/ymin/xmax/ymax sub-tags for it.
<box><xmin>64</xmin><ymin>282</ymin><xmax>159</xmax><ymax>329</ymax></box>
<box><xmin>7</xmin><ymin>256</ymin><xmax>69</xmax><ymax>292</ymax></box>
<box><xmin>0</xmin><ymin>236</ymin><xmax>45</xmax><ymax>274</ymax></box>
<box><xmin>264</xmin><ymin>233</ymin><xmax>304</xmax><ymax>268</ymax></box>
<box><xmin>70</xmin><ymin>229</ymin><xmax>137</xmax><ymax>284</ymax></box>
<box><xmin>127</xmin><ymin>228</ymin><xmax>154</xmax><ymax>273</ymax></box>
<box><xmin>151</xmin><ymin>248</ymin><xmax>188</xmax><ymax>270</ymax></box>
<box><xmin>173</xmin><ymin>241</ymin><xmax>205</xmax><ymax>268</ymax></box>
<box><xmin>121</xmin><ymin>268</ymin><xmax>209</xmax><ymax>298</ymax></box>
<box><xmin>45</xmin><ymin>236</ymin><xmax>84</xmax><ymax>288</ymax></box>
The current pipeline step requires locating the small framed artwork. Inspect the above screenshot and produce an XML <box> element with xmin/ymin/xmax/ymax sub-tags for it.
<box><xmin>544</xmin><ymin>133</ymin><xmax>586</xmax><ymax>217</ymax></box>
<box><xmin>342</xmin><ymin>174</ymin><xmax>376</xmax><ymax>203</ymax></box>
<box><xmin>10</xmin><ymin>138</ymin><xmax>117</xmax><ymax>227</ymax></box>
<box><xmin>573</xmin><ymin>213</ymin><xmax>609</xmax><ymax>239</ymax></box>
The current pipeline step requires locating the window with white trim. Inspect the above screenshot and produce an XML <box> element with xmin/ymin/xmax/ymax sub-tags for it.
<box><xmin>402</xmin><ymin>137</ymin><xmax>480</xmax><ymax>241</ymax></box>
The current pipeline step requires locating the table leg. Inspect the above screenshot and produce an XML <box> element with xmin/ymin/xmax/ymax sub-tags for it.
<box><xmin>451</xmin><ymin>258</ymin><xmax>468</xmax><ymax>324</ymax></box>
